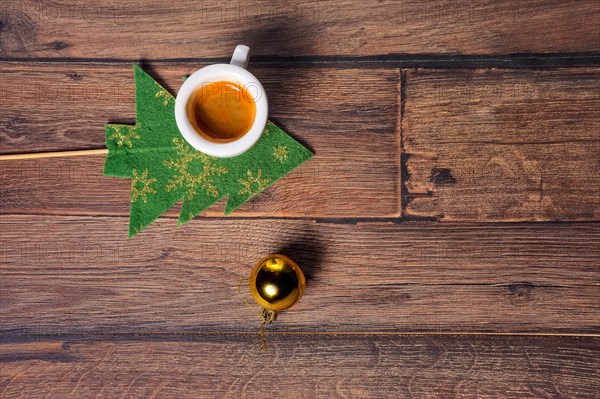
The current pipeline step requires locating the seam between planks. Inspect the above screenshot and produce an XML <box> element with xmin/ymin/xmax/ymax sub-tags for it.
<box><xmin>395</xmin><ymin>67</ymin><xmax>403</xmax><ymax>217</ymax></box>
<box><xmin>1</xmin><ymin>332</ymin><xmax>599</xmax><ymax>344</ymax></box>
<box><xmin>1</xmin><ymin>52</ymin><xmax>600</xmax><ymax>68</ymax></box>
<box><xmin>4</xmin><ymin>213</ymin><xmax>600</xmax><ymax>226</ymax></box>
<box><xmin>4</xmin><ymin>213</ymin><xmax>600</xmax><ymax>225</ymax></box>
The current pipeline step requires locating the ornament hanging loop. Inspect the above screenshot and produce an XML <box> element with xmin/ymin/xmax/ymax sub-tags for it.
<box><xmin>259</xmin><ymin>308</ymin><xmax>278</xmax><ymax>352</ymax></box>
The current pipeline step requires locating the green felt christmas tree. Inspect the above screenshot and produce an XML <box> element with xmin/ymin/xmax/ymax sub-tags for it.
<box><xmin>104</xmin><ymin>66</ymin><xmax>313</xmax><ymax>237</ymax></box>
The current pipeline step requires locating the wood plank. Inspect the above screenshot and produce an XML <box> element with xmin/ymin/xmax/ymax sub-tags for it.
<box><xmin>403</xmin><ymin>68</ymin><xmax>600</xmax><ymax>221</ymax></box>
<box><xmin>1</xmin><ymin>1</ymin><xmax>599</xmax><ymax>58</ymax></box>
<box><xmin>1</xmin><ymin>216</ymin><xmax>598</xmax><ymax>335</ymax></box>
<box><xmin>0</xmin><ymin>63</ymin><xmax>400</xmax><ymax>217</ymax></box>
<box><xmin>0</xmin><ymin>62</ymin><xmax>399</xmax><ymax>152</ymax></box>
<box><xmin>0</xmin><ymin>153</ymin><xmax>400</xmax><ymax>217</ymax></box>
<box><xmin>1</xmin><ymin>336</ymin><xmax>598</xmax><ymax>398</ymax></box>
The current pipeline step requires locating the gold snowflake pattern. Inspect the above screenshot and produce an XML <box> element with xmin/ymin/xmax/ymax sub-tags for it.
<box><xmin>262</xmin><ymin>121</ymin><xmax>277</xmax><ymax>137</ymax></box>
<box><xmin>238</xmin><ymin>169</ymin><xmax>270</xmax><ymax>197</ymax></box>
<box><xmin>273</xmin><ymin>145</ymin><xmax>289</xmax><ymax>162</ymax></box>
<box><xmin>131</xmin><ymin>168</ymin><xmax>157</xmax><ymax>203</ymax></box>
<box><xmin>155</xmin><ymin>82</ymin><xmax>174</xmax><ymax>106</ymax></box>
<box><xmin>163</xmin><ymin>137</ymin><xmax>228</xmax><ymax>199</ymax></box>
<box><xmin>108</xmin><ymin>123</ymin><xmax>141</xmax><ymax>148</ymax></box>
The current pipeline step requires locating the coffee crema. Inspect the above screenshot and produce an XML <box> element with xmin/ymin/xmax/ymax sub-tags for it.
<box><xmin>186</xmin><ymin>81</ymin><xmax>256</xmax><ymax>143</ymax></box>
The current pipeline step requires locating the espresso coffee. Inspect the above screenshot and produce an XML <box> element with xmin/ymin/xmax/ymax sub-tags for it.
<box><xmin>186</xmin><ymin>81</ymin><xmax>256</xmax><ymax>143</ymax></box>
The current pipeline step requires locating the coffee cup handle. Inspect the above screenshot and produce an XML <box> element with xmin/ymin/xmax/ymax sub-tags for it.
<box><xmin>230</xmin><ymin>45</ymin><xmax>250</xmax><ymax>69</ymax></box>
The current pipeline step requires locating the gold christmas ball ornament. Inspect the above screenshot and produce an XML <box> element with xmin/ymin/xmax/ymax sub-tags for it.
<box><xmin>249</xmin><ymin>254</ymin><xmax>306</xmax><ymax>312</ymax></box>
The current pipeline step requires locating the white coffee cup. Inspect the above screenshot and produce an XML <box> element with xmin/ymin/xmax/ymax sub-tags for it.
<box><xmin>175</xmin><ymin>45</ymin><xmax>268</xmax><ymax>158</ymax></box>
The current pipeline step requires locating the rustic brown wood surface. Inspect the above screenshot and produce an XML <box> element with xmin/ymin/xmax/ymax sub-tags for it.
<box><xmin>1</xmin><ymin>0</ymin><xmax>599</xmax><ymax>58</ymax></box>
<box><xmin>0</xmin><ymin>63</ymin><xmax>399</xmax><ymax>154</ymax></box>
<box><xmin>1</xmin><ymin>0</ymin><xmax>599</xmax><ymax>397</ymax></box>
<box><xmin>2</xmin><ymin>217</ymin><xmax>598</xmax><ymax>335</ymax></box>
<box><xmin>403</xmin><ymin>68</ymin><xmax>600</xmax><ymax>221</ymax></box>
<box><xmin>0</xmin><ymin>154</ymin><xmax>401</xmax><ymax>217</ymax></box>
<box><xmin>0</xmin><ymin>63</ymin><xmax>400</xmax><ymax>217</ymax></box>
<box><xmin>1</xmin><ymin>336</ymin><xmax>598</xmax><ymax>398</ymax></box>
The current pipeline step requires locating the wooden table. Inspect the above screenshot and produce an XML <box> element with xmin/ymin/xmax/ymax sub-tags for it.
<box><xmin>1</xmin><ymin>1</ymin><xmax>599</xmax><ymax>397</ymax></box>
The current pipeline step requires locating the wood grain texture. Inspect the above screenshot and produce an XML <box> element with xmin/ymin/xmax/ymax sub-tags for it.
<box><xmin>1</xmin><ymin>1</ymin><xmax>599</xmax><ymax>396</ymax></box>
<box><xmin>1</xmin><ymin>1</ymin><xmax>599</xmax><ymax>59</ymax></box>
<box><xmin>0</xmin><ymin>62</ymin><xmax>399</xmax><ymax>152</ymax></box>
<box><xmin>1</xmin><ymin>216</ymin><xmax>598</xmax><ymax>335</ymax></box>
<box><xmin>403</xmin><ymin>68</ymin><xmax>600</xmax><ymax>221</ymax></box>
<box><xmin>1</xmin><ymin>336</ymin><xmax>599</xmax><ymax>398</ymax></box>
<box><xmin>0</xmin><ymin>63</ymin><xmax>400</xmax><ymax>217</ymax></box>
<box><xmin>0</xmin><ymin>154</ymin><xmax>400</xmax><ymax>217</ymax></box>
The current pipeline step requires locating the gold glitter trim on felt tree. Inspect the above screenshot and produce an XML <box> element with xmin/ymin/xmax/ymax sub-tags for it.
<box><xmin>273</xmin><ymin>145</ymin><xmax>289</xmax><ymax>162</ymax></box>
<box><xmin>238</xmin><ymin>169</ymin><xmax>270</xmax><ymax>197</ymax></box>
<box><xmin>131</xmin><ymin>168</ymin><xmax>157</xmax><ymax>203</ymax></box>
<box><xmin>163</xmin><ymin>137</ymin><xmax>228</xmax><ymax>199</ymax></box>
<box><xmin>155</xmin><ymin>82</ymin><xmax>174</xmax><ymax>106</ymax></box>
<box><xmin>132</xmin><ymin>224</ymin><xmax>144</xmax><ymax>235</ymax></box>
<box><xmin>108</xmin><ymin>123</ymin><xmax>141</xmax><ymax>148</ymax></box>
<box><xmin>262</xmin><ymin>121</ymin><xmax>277</xmax><ymax>137</ymax></box>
